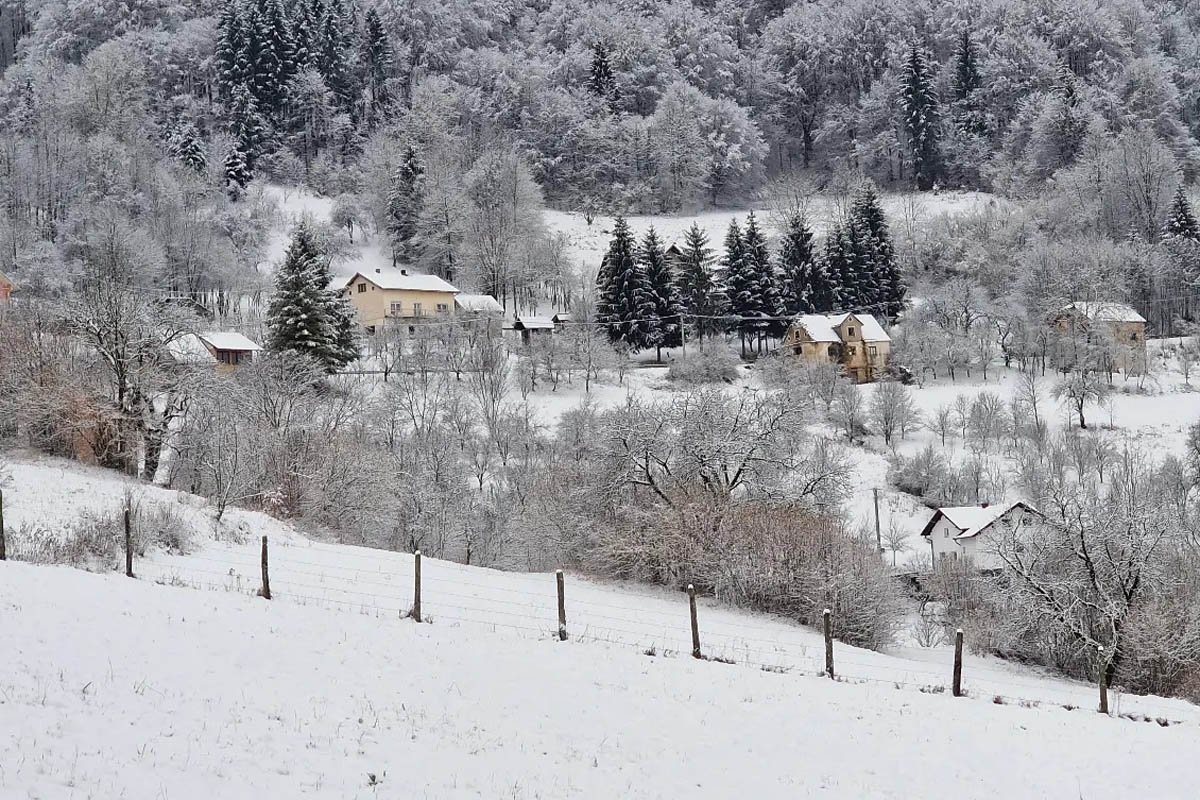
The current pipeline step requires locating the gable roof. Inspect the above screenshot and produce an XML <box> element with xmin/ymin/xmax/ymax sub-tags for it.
<box><xmin>347</xmin><ymin>267</ymin><xmax>459</xmax><ymax>294</ymax></box>
<box><xmin>1060</xmin><ymin>301</ymin><xmax>1145</xmax><ymax>324</ymax></box>
<box><xmin>513</xmin><ymin>315</ymin><xmax>554</xmax><ymax>330</ymax></box>
<box><xmin>0</xmin><ymin>270</ymin><xmax>13</xmax><ymax>288</ymax></box>
<box><xmin>198</xmin><ymin>332</ymin><xmax>263</xmax><ymax>352</ymax></box>
<box><xmin>791</xmin><ymin>312</ymin><xmax>891</xmax><ymax>344</ymax></box>
<box><xmin>455</xmin><ymin>294</ymin><xmax>503</xmax><ymax>313</ymax></box>
<box><xmin>919</xmin><ymin>501</ymin><xmax>1040</xmax><ymax>539</ymax></box>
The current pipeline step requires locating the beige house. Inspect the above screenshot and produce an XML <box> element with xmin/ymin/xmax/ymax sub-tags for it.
<box><xmin>782</xmin><ymin>313</ymin><xmax>891</xmax><ymax>383</ymax></box>
<box><xmin>920</xmin><ymin>502</ymin><xmax>1041</xmax><ymax>571</ymax></box>
<box><xmin>342</xmin><ymin>267</ymin><xmax>459</xmax><ymax>331</ymax></box>
<box><xmin>0</xmin><ymin>270</ymin><xmax>14</xmax><ymax>304</ymax></box>
<box><xmin>1054</xmin><ymin>301</ymin><xmax>1147</xmax><ymax>373</ymax></box>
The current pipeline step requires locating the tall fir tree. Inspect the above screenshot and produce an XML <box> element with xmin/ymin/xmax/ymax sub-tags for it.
<box><xmin>596</xmin><ymin>216</ymin><xmax>654</xmax><ymax>351</ymax></box>
<box><xmin>638</xmin><ymin>227</ymin><xmax>683</xmax><ymax>362</ymax></box>
<box><xmin>216</xmin><ymin>0</ymin><xmax>249</xmax><ymax>101</ymax></box>
<box><xmin>252</xmin><ymin>0</ymin><xmax>296</xmax><ymax>120</ymax></box>
<box><xmin>224</xmin><ymin>146</ymin><xmax>252</xmax><ymax>198</ymax></box>
<box><xmin>316</xmin><ymin>0</ymin><xmax>355</xmax><ymax>113</ymax></box>
<box><xmin>169</xmin><ymin>123</ymin><xmax>208</xmax><ymax>174</ymax></box>
<box><xmin>846</xmin><ymin>184</ymin><xmax>904</xmax><ymax>318</ymax></box>
<box><xmin>675</xmin><ymin>223</ymin><xmax>725</xmax><ymax>342</ymax></box>
<box><xmin>266</xmin><ymin>221</ymin><xmax>359</xmax><ymax>370</ymax></box>
<box><xmin>818</xmin><ymin>222</ymin><xmax>853</xmax><ymax>313</ymax></box>
<box><xmin>589</xmin><ymin>41</ymin><xmax>620</xmax><ymax>112</ymax></box>
<box><xmin>361</xmin><ymin>9</ymin><xmax>393</xmax><ymax>120</ymax></box>
<box><xmin>386</xmin><ymin>145</ymin><xmax>425</xmax><ymax>264</ymax></box>
<box><xmin>1164</xmin><ymin>184</ymin><xmax>1200</xmax><ymax>241</ymax></box>
<box><xmin>777</xmin><ymin>213</ymin><xmax>818</xmax><ymax>316</ymax></box>
<box><xmin>227</xmin><ymin>82</ymin><xmax>269</xmax><ymax>169</ymax></box>
<box><xmin>900</xmin><ymin>44</ymin><xmax>941</xmax><ymax>191</ymax></box>
<box><xmin>723</xmin><ymin>216</ymin><xmax>776</xmax><ymax>354</ymax></box>
<box><xmin>950</xmin><ymin>29</ymin><xmax>984</xmax><ymax>134</ymax></box>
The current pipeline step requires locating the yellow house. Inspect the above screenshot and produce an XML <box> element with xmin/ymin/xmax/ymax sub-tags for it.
<box><xmin>782</xmin><ymin>312</ymin><xmax>891</xmax><ymax>383</ymax></box>
<box><xmin>341</xmin><ymin>267</ymin><xmax>459</xmax><ymax>331</ymax></box>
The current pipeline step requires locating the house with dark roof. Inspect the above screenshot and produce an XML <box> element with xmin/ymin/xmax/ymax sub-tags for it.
<box><xmin>920</xmin><ymin>501</ymin><xmax>1042</xmax><ymax>570</ymax></box>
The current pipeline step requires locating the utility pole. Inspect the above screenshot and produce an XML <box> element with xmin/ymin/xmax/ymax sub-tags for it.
<box><xmin>873</xmin><ymin>487</ymin><xmax>883</xmax><ymax>553</ymax></box>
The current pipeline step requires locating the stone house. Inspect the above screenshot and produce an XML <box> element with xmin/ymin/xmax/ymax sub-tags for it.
<box><xmin>782</xmin><ymin>313</ymin><xmax>891</xmax><ymax>383</ymax></box>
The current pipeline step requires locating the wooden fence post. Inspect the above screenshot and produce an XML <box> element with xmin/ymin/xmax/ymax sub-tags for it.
<box><xmin>556</xmin><ymin>570</ymin><xmax>567</xmax><ymax>641</ymax></box>
<box><xmin>412</xmin><ymin>551</ymin><xmax>422</xmax><ymax>623</ymax></box>
<box><xmin>259</xmin><ymin>535</ymin><xmax>271</xmax><ymax>600</ymax></box>
<box><xmin>124</xmin><ymin>497</ymin><xmax>134</xmax><ymax>578</ymax></box>
<box><xmin>952</xmin><ymin>629</ymin><xmax>964</xmax><ymax>697</ymax></box>
<box><xmin>688</xmin><ymin>584</ymin><xmax>702</xmax><ymax>659</ymax></box>
<box><xmin>823</xmin><ymin>608</ymin><xmax>834</xmax><ymax>679</ymax></box>
<box><xmin>0</xmin><ymin>487</ymin><xmax>6</xmax><ymax>561</ymax></box>
<box><xmin>1098</xmin><ymin>646</ymin><xmax>1109</xmax><ymax>715</ymax></box>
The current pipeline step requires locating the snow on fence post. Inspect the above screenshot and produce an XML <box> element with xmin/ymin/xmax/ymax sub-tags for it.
<box><xmin>124</xmin><ymin>496</ymin><xmax>134</xmax><ymax>578</ymax></box>
<box><xmin>412</xmin><ymin>551</ymin><xmax>422</xmax><ymax>623</ymax></box>
<box><xmin>1098</xmin><ymin>646</ymin><xmax>1109</xmax><ymax>715</ymax></box>
<box><xmin>688</xmin><ymin>584</ymin><xmax>702</xmax><ymax>659</ymax></box>
<box><xmin>952</xmin><ymin>629</ymin><xmax>964</xmax><ymax>697</ymax></box>
<box><xmin>556</xmin><ymin>570</ymin><xmax>567</xmax><ymax>641</ymax></box>
<box><xmin>823</xmin><ymin>609</ymin><xmax>834</xmax><ymax>679</ymax></box>
<box><xmin>0</xmin><ymin>487</ymin><xmax>6</xmax><ymax>561</ymax></box>
<box><xmin>259</xmin><ymin>536</ymin><xmax>271</xmax><ymax>600</ymax></box>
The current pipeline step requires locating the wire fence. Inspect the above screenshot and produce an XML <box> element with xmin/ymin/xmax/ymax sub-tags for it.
<box><xmin>115</xmin><ymin>536</ymin><xmax>1196</xmax><ymax>726</ymax></box>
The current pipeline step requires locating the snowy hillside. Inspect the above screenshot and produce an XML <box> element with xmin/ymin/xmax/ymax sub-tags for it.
<box><xmin>4</xmin><ymin>556</ymin><xmax>1199</xmax><ymax>799</ymax></box>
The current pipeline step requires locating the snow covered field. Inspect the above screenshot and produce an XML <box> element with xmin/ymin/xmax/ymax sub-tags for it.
<box><xmin>4</xmin><ymin>555</ymin><xmax>1200</xmax><ymax>800</ymax></box>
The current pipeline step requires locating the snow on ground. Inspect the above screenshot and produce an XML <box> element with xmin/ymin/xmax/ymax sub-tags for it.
<box><xmin>4</xmin><ymin>557</ymin><xmax>1199</xmax><ymax>800</ymax></box>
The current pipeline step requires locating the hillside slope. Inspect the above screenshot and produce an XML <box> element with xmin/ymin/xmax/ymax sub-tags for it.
<box><xmin>3</xmin><ymin>560</ymin><xmax>1198</xmax><ymax>799</ymax></box>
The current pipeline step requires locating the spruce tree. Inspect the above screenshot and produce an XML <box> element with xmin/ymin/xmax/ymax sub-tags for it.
<box><xmin>216</xmin><ymin>0</ymin><xmax>249</xmax><ymax>101</ymax></box>
<box><xmin>266</xmin><ymin>222</ymin><xmax>359</xmax><ymax>370</ymax></box>
<box><xmin>224</xmin><ymin>147</ymin><xmax>252</xmax><ymax>198</ymax></box>
<box><xmin>777</xmin><ymin>213</ymin><xmax>817</xmax><ymax>316</ymax></box>
<box><xmin>846</xmin><ymin>184</ymin><xmax>904</xmax><ymax>319</ymax></box>
<box><xmin>818</xmin><ymin>222</ymin><xmax>852</xmax><ymax>313</ymax></box>
<box><xmin>362</xmin><ymin>9</ymin><xmax>393</xmax><ymax>119</ymax></box>
<box><xmin>742</xmin><ymin>213</ymin><xmax>783</xmax><ymax>347</ymax></box>
<box><xmin>722</xmin><ymin>217</ymin><xmax>765</xmax><ymax>355</ymax></box>
<box><xmin>169</xmin><ymin>123</ymin><xmax>208</xmax><ymax>174</ymax></box>
<box><xmin>252</xmin><ymin>0</ymin><xmax>296</xmax><ymax>119</ymax></box>
<box><xmin>639</xmin><ymin>227</ymin><xmax>683</xmax><ymax>362</ymax></box>
<box><xmin>675</xmin><ymin>223</ymin><xmax>725</xmax><ymax>342</ymax></box>
<box><xmin>596</xmin><ymin>216</ymin><xmax>654</xmax><ymax>351</ymax></box>
<box><xmin>951</xmin><ymin>30</ymin><xmax>984</xmax><ymax>134</ymax></box>
<box><xmin>227</xmin><ymin>82</ymin><xmax>269</xmax><ymax>169</ymax></box>
<box><xmin>316</xmin><ymin>0</ymin><xmax>354</xmax><ymax>113</ymax></box>
<box><xmin>1164</xmin><ymin>184</ymin><xmax>1200</xmax><ymax>241</ymax></box>
<box><xmin>900</xmin><ymin>44</ymin><xmax>941</xmax><ymax>191</ymax></box>
<box><xmin>386</xmin><ymin>145</ymin><xmax>425</xmax><ymax>264</ymax></box>
<box><xmin>589</xmin><ymin>41</ymin><xmax>620</xmax><ymax>112</ymax></box>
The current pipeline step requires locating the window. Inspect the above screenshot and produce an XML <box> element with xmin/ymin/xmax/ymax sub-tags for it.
<box><xmin>869</xmin><ymin>346</ymin><xmax>878</xmax><ymax>358</ymax></box>
<box><xmin>1131</xmin><ymin>332</ymin><xmax>1139</xmax><ymax>342</ymax></box>
<box><xmin>847</xmin><ymin>345</ymin><xmax>856</xmax><ymax>356</ymax></box>
<box><xmin>436</xmin><ymin>303</ymin><xmax>449</xmax><ymax>313</ymax></box>
<box><xmin>389</xmin><ymin>301</ymin><xmax>403</xmax><ymax>316</ymax></box>
<box><xmin>412</xmin><ymin>302</ymin><xmax>423</xmax><ymax>317</ymax></box>
<box><xmin>943</xmin><ymin>528</ymin><xmax>949</xmax><ymax>538</ymax></box>
<box><xmin>847</xmin><ymin>327</ymin><xmax>856</xmax><ymax>338</ymax></box>
<box><xmin>358</xmin><ymin>283</ymin><xmax>367</xmax><ymax>294</ymax></box>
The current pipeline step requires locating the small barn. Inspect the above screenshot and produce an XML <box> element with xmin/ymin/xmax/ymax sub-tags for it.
<box><xmin>511</xmin><ymin>316</ymin><xmax>555</xmax><ymax>344</ymax></box>
<box><xmin>171</xmin><ymin>332</ymin><xmax>263</xmax><ymax>373</ymax></box>
<box><xmin>551</xmin><ymin>312</ymin><xmax>573</xmax><ymax>331</ymax></box>
<box><xmin>920</xmin><ymin>501</ymin><xmax>1041</xmax><ymax>570</ymax></box>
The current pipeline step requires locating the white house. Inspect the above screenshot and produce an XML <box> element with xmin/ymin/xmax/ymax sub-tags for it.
<box><xmin>919</xmin><ymin>501</ymin><xmax>1041</xmax><ymax>570</ymax></box>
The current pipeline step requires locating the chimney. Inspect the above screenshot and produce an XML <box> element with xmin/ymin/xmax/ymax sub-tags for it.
<box><xmin>375</xmin><ymin>268</ymin><xmax>381</xmax><ymax>274</ymax></box>
<box><xmin>401</xmin><ymin>268</ymin><xmax>408</xmax><ymax>276</ymax></box>
<box><xmin>981</xmin><ymin>502</ymin><xmax>989</xmax><ymax>508</ymax></box>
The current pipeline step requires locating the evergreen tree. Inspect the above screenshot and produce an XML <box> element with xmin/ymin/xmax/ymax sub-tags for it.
<box><xmin>169</xmin><ymin>123</ymin><xmax>208</xmax><ymax>174</ymax></box>
<box><xmin>777</xmin><ymin>213</ymin><xmax>817</xmax><ymax>316</ymax></box>
<box><xmin>639</xmin><ymin>227</ymin><xmax>683</xmax><ymax>362</ymax></box>
<box><xmin>224</xmin><ymin>146</ymin><xmax>252</xmax><ymax>198</ymax></box>
<box><xmin>386</xmin><ymin>145</ymin><xmax>425</xmax><ymax>264</ymax></box>
<box><xmin>723</xmin><ymin>215</ymin><xmax>779</xmax><ymax>354</ymax></box>
<box><xmin>252</xmin><ymin>0</ymin><xmax>296</xmax><ymax>119</ymax></box>
<box><xmin>845</xmin><ymin>184</ymin><xmax>904</xmax><ymax>318</ymax></box>
<box><xmin>596</xmin><ymin>216</ymin><xmax>654</xmax><ymax>351</ymax></box>
<box><xmin>316</xmin><ymin>0</ymin><xmax>355</xmax><ymax>112</ymax></box>
<box><xmin>816</xmin><ymin>223</ymin><xmax>851</xmax><ymax>313</ymax></box>
<box><xmin>361</xmin><ymin>9</ymin><xmax>393</xmax><ymax>120</ymax></box>
<box><xmin>266</xmin><ymin>221</ymin><xmax>359</xmax><ymax>370</ymax></box>
<box><xmin>292</xmin><ymin>0</ymin><xmax>314</xmax><ymax>69</ymax></box>
<box><xmin>1164</xmin><ymin>184</ymin><xmax>1199</xmax><ymax>241</ymax></box>
<box><xmin>900</xmin><ymin>44</ymin><xmax>941</xmax><ymax>191</ymax></box>
<box><xmin>227</xmin><ymin>82</ymin><xmax>269</xmax><ymax>168</ymax></box>
<box><xmin>589</xmin><ymin>41</ymin><xmax>620</xmax><ymax>112</ymax></box>
<box><xmin>951</xmin><ymin>30</ymin><xmax>984</xmax><ymax>134</ymax></box>
<box><xmin>216</xmin><ymin>0</ymin><xmax>249</xmax><ymax>101</ymax></box>
<box><xmin>675</xmin><ymin>223</ymin><xmax>725</xmax><ymax>342</ymax></box>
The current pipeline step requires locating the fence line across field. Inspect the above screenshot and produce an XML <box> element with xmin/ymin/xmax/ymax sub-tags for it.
<box><xmin>106</xmin><ymin>534</ymin><xmax>1190</xmax><ymax>722</ymax></box>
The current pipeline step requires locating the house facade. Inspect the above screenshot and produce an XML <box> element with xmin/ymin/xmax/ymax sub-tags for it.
<box><xmin>1054</xmin><ymin>301</ymin><xmax>1147</xmax><ymax>374</ymax></box>
<box><xmin>920</xmin><ymin>501</ymin><xmax>1041</xmax><ymax>571</ymax></box>
<box><xmin>342</xmin><ymin>267</ymin><xmax>459</xmax><ymax>331</ymax></box>
<box><xmin>0</xmin><ymin>270</ymin><xmax>14</xmax><ymax>304</ymax></box>
<box><xmin>783</xmin><ymin>313</ymin><xmax>891</xmax><ymax>383</ymax></box>
<box><xmin>171</xmin><ymin>332</ymin><xmax>263</xmax><ymax>374</ymax></box>
<box><xmin>510</xmin><ymin>315</ymin><xmax>555</xmax><ymax>344</ymax></box>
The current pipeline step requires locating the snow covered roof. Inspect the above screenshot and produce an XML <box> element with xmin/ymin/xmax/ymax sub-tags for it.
<box><xmin>168</xmin><ymin>334</ymin><xmax>218</xmax><ymax>364</ymax></box>
<box><xmin>793</xmin><ymin>314</ymin><xmax>841</xmax><ymax>343</ymax></box>
<box><xmin>920</xmin><ymin>502</ymin><xmax>1039</xmax><ymax>539</ymax></box>
<box><xmin>455</xmin><ymin>294</ymin><xmax>503</xmax><ymax>313</ymax></box>
<box><xmin>791</xmin><ymin>313</ymin><xmax>891</xmax><ymax>344</ymax></box>
<box><xmin>513</xmin><ymin>316</ymin><xmax>555</xmax><ymax>330</ymax></box>
<box><xmin>198</xmin><ymin>332</ymin><xmax>263</xmax><ymax>352</ymax></box>
<box><xmin>552</xmin><ymin>313</ymin><xmax>573</xmax><ymax>323</ymax></box>
<box><xmin>348</xmin><ymin>267</ymin><xmax>459</xmax><ymax>294</ymax></box>
<box><xmin>1060</xmin><ymin>301</ymin><xmax>1146</xmax><ymax>324</ymax></box>
<box><xmin>0</xmin><ymin>269</ymin><xmax>13</xmax><ymax>287</ymax></box>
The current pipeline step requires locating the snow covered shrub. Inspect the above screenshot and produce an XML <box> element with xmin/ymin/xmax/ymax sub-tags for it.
<box><xmin>594</xmin><ymin>501</ymin><xmax>905</xmax><ymax>651</ymax></box>
<box><xmin>666</xmin><ymin>347</ymin><xmax>740</xmax><ymax>385</ymax></box>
